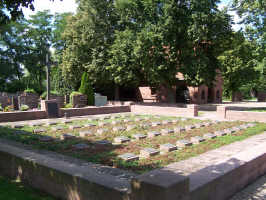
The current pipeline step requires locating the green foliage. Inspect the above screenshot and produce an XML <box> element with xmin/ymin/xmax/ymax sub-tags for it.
<box><xmin>40</xmin><ymin>90</ymin><xmax>60</xmax><ymax>100</ymax></box>
<box><xmin>79</xmin><ymin>72</ymin><xmax>95</xmax><ymax>105</ymax></box>
<box><xmin>3</xmin><ymin>105</ymin><xmax>13</xmax><ymax>112</ymax></box>
<box><xmin>20</xmin><ymin>104</ymin><xmax>30</xmax><ymax>111</ymax></box>
<box><xmin>70</xmin><ymin>91</ymin><xmax>82</xmax><ymax>105</ymax></box>
<box><xmin>24</xmin><ymin>88</ymin><xmax>37</xmax><ymax>94</ymax></box>
<box><xmin>64</xmin><ymin>103</ymin><xmax>73</xmax><ymax>108</ymax></box>
<box><xmin>0</xmin><ymin>104</ymin><xmax>2</xmax><ymax>111</ymax></box>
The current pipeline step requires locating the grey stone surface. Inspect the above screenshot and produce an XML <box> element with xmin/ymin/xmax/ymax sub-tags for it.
<box><xmin>176</xmin><ymin>139</ymin><xmax>192</xmax><ymax>148</ymax></box>
<box><xmin>147</xmin><ymin>131</ymin><xmax>161</xmax><ymax>138</ymax></box>
<box><xmin>60</xmin><ymin>133</ymin><xmax>75</xmax><ymax>140</ymax></box>
<box><xmin>160</xmin><ymin>143</ymin><xmax>177</xmax><ymax>153</ymax></box>
<box><xmin>79</xmin><ymin>130</ymin><xmax>93</xmax><ymax>137</ymax></box>
<box><xmin>203</xmin><ymin>133</ymin><xmax>217</xmax><ymax>139</ymax></box>
<box><xmin>114</xmin><ymin>136</ymin><xmax>130</xmax><ymax>144</ymax></box>
<box><xmin>191</xmin><ymin>136</ymin><xmax>205</xmax><ymax>144</ymax></box>
<box><xmin>118</xmin><ymin>153</ymin><xmax>139</xmax><ymax>162</ymax></box>
<box><xmin>140</xmin><ymin>147</ymin><xmax>160</xmax><ymax>158</ymax></box>
<box><xmin>132</xmin><ymin>133</ymin><xmax>147</xmax><ymax>140</ymax></box>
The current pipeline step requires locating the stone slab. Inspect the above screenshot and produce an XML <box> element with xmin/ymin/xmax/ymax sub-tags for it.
<box><xmin>39</xmin><ymin>136</ymin><xmax>53</xmax><ymax>142</ymax></box>
<box><xmin>69</xmin><ymin>125</ymin><xmax>82</xmax><ymax>130</ymax></box>
<box><xmin>52</xmin><ymin>126</ymin><xmax>64</xmax><ymax>131</ymax></box>
<box><xmin>113</xmin><ymin>126</ymin><xmax>126</xmax><ymax>132</ymax></box>
<box><xmin>160</xmin><ymin>143</ymin><xmax>177</xmax><ymax>153</ymax></box>
<box><xmin>161</xmin><ymin>129</ymin><xmax>174</xmax><ymax>135</ymax></box>
<box><xmin>60</xmin><ymin>133</ymin><xmax>75</xmax><ymax>140</ymax></box>
<box><xmin>174</xmin><ymin>127</ymin><xmax>185</xmax><ymax>133</ymax></box>
<box><xmin>79</xmin><ymin>130</ymin><xmax>93</xmax><ymax>137</ymax></box>
<box><xmin>114</xmin><ymin>136</ymin><xmax>130</xmax><ymax>144</ymax></box>
<box><xmin>132</xmin><ymin>134</ymin><xmax>147</xmax><ymax>140</ymax></box>
<box><xmin>96</xmin><ymin>128</ymin><xmax>108</xmax><ymax>135</ymax></box>
<box><xmin>33</xmin><ymin>128</ymin><xmax>46</xmax><ymax>134</ymax></box>
<box><xmin>73</xmin><ymin>143</ymin><xmax>90</xmax><ymax>150</ymax></box>
<box><xmin>176</xmin><ymin>140</ymin><xmax>192</xmax><ymax>148</ymax></box>
<box><xmin>191</xmin><ymin>136</ymin><xmax>205</xmax><ymax>144</ymax></box>
<box><xmin>140</xmin><ymin>148</ymin><xmax>160</xmax><ymax>158</ymax></box>
<box><xmin>118</xmin><ymin>153</ymin><xmax>139</xmax><ymax>162</ymax></box>
<box><xmin>147</xmin><ymin>131</ymin><xmax>161</xmax><ymax>138</ymax></box>
<box><xmin>203</xmin><ymin>133</ymin><xmax>217</xmax><ymax>139</ymax></box>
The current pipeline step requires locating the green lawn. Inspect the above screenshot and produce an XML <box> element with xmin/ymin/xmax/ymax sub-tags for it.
<box><xmin>0</xmin><ymin>177</ymin><xmax>55</xmax><ymax>200</ymax></box>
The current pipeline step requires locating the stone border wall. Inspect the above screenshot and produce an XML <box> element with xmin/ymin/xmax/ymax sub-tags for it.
<box><xmin>131</xmin><ymin>104</ymin><xmax>198</xmax><ymax>117</ymax></box>
<box><xmin>0</xmin><ymin>110</ymin><xmax>47</xmax><ymax>122</ymax></box>
<box><xmin>217</xmin><ymin>106</ymin><xmax>266</xmax><ymax>122</ymax></box>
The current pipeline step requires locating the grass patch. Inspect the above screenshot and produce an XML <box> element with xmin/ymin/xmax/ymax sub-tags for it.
<box><xmin>248</xmin><ymin>109</ymin><xmax>266</xmax><ymax>112</ymax></box>
<box><xmin>0</xmin><ymin>176</ymin><xmax>55</xmax><ymax>200</ymax></box>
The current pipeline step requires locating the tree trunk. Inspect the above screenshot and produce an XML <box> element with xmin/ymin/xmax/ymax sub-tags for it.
<box><xmin>115</xmin><ymin>85</ymin><xmax>120</xmax><ymax>101</ymax></box>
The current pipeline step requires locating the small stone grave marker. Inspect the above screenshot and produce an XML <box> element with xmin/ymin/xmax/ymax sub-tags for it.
<box><xmin>174</xmin><ymin>127</ymin><xmax>185</xmax><ymax>133</ymax></box>
<box><xmin>127</xmin><ymin>125</ymin><xmax>136</xmax><ymax>131</ymax></box>
<box><xmin>46</xmin><ymin>121</ymin><xmax>58</xmax><ymax>126</ymax></box>
<box><xmin>176</xmin><ymin>140</ymin><xmax>192</xmax><ymax>148</ymax></box>
<box><xmin>39</xmin><ymin>136</ymin><xmax>53</xmax><ymax>142</ymax></box>
<box><xmin>162</xmin><ymin>120</ymin><xmax>171</xmax><ymax>125</ymax></box>
<box><xmin>180</xmin><ymin>118</ymin><xmax>187</xmax><ymax>121</ymax></box>
<box><xmin>73</xmin><ymin>143</ymin><xmax>89</xmax><ymax>150</ymax></box>
<box><xmin>94</xmin><ymin>140</ymin><xmax>111</xmax><ymax>145</ymax></box>
<box><xmin>132</xmin><ymin>133</ymin><xmax>147</xmax><ymax>140</ymax></box>
<box><xmin>118</xmin><ymin>153</ymin><xmax>139</xmax><ymax>162</ymax></box>
<box><xmin>79</xmin><ymin>130</ymin><xmax>93</xmax><ymax>137</ymax></box>
<box><xmin>232</xmin><ymin>127</ymin><xmax>241</xmax><ymax>132</ymax></box>
<box><xmin>52</xmin><ymin>126</ymin><xmax>64</xmax><ymax>131</ymax></box>
<box><xmin>63</xmin><ymin>119</ymin><xmax>74</xmax><ymax>124</ymax></box>
<box><xmin>191</xmin><ymin>136</ymin><xmax>205</xmax><ymax>144</ymax></box>
<box><xmin>96</xmin><ymin>128</ymin><xmax>108</xmax><ymax>135</ymax></box>
<box><xmin>30</xmin><ymin>122</ymin><xmax>44</xmax><ymax>127</ymax></box>
<box><xmin>203</xmin><ymin>122</ymin><xmax>211</xmax><ymax>127</ymax></box>
<box><xmin>33</xmin><ymin>128</ymin><xmax>46</xmax><ymax>134</ymax></box>
<box><xmin>60</xmin><ymin>133</ymin><xmax>75</xmax><ymax>140</ymax></box>
<box><xmin>123</xmin><ymin>119</ymin><xmax>133</xmax><ymax>123</ymax></box>
<box><xmin>185</xmin><ymin>125</ymin><xmax>195</xmax><ymax>131</ymax></box>
<box><xmin>113</xmin><ymin>126</ymin><xmax>126</xmax><ymax>132</ymax></box>
<box><xmin>69</xmin><ymin>125</ymin><xmax>82</xmax><ymax>130</ymax></box>
<box><xmin>140</xmin><ymin>123</ymin><xmax>150</xmax><ymax>129</ymax></box>
<box><xmin>144</xmin><ymin>116</ymin><xmax>150</xmax><ymax>120</ymax></box>
<box><xmin>161</xmin><ymin>129</ymin><xmax>174</xmax><ymax>135</ymax></box>
<box><xmin>84</xmin><ymin>123</ymin><xmax>96</xmax><ymax>128</ymax></box>
<box><xmin>203</xmin><ymin>133</ymin><xmax>216</xmax><ymax>139</ymax></box>
<box><xmin>160</xmin><ymin>143</ymin><xmax>177</xmax><ymax>153</ymax></box>
<box><xmin>147</xmin><ymin>131</ymin><xmax>161</xmax><ymax>138</ymax></box>
<box><xmin>171</xmin><ymin>119</ymin><xmax>179</xmax><ymax>124</ymax></box>
<box><xmin>114</xmin><ymin>136</ymin><xmax>130</xmax><ymax>144</ymax></box>
<box><xmin>214</xmin><ymin>130</ymin><xmax>227</xmax><ymax>137</ymax></box>
<box><xmin>140</xmin><ymin>148</ymin><xmax>159</xmax><ymax>158</ymax></box>
<box><xmin>151</xmin><ymin>122</ymin><xmax>161</xmax><ymax>127</ymax></box>
<box><xmin>100</xmin><ymin>116</ymin><xmax>110</xmax><ymax>120</ymax></box>
<box><xmin>247</xmin><ymin>123</ymin><xmax>255</xmax><ymax>127</ymax></box>
<box><xmin>11</xmin><ymin>124</ymin><xmax>24</xmax><ymax>129</ymax></box>
<box><xmin>135</xmin><ymin>118</ymin><xmax>144</xmax><ymax>122</ymax></box>
<box><xmin>98</xmin><ymin>122</ymin><xmax>109</xmax><ymax>127</ymax></box>
<box><xmin>111</xmin><ymin>115</ymin><xmax>120</xmax><ymax>119</ymax></box>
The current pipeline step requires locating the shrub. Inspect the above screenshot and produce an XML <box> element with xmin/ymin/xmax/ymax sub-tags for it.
<box><xmin>79</xmin><ymin>72</ymin><xmax>94</xmax><ymax>105</ymax></box>
<box><xmin>4</xmin><ymin>105</ymin><xmax>14</xmax><ymax>112</ymax></box>
<box><xmin>24</xmin><ymin>88</ymin><xmax>36</xmax><ymax>94</ymax></box>
<box><xmin>40</xmin><ymin>91</ymin><xmax>60</xmax><ymax>100</ymax></box>
<box><xmin>64</xmin><ymin>103</ymin><xmax>73</xmax><ymax>108</ymax></box>
<box><xmin>0</xmin><ymin>104</ymin><xmax>3</xmax><ymax>111</ymax></box>
<box><xmin>20</xmin><ymin>104</ymin><xmax>29</xmax><ymax>111</ymax></box>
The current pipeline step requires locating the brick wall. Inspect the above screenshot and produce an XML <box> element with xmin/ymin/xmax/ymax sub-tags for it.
<box><xmin>50</xmin><ymin>95</ymin><xmax>64</xmax><ymax>108</ymax></box>
<box><xmin>0</xmin><ymin>110</ymin><xmax>47</xmax><ymax>122</ymax></box>
<box><xmin>18</xmin><ymin>93</ymin><xmax>39</xmax><ymax>109</ymax></box>
<box><xmin>72</xmin><ymin>94</ymin><xmax>88</xmax><ymax>108</ymax></box>
<box><xmin>257</xmin><ymin>92</ymin><xmax>266</xmax><ymax>102</ymax></box>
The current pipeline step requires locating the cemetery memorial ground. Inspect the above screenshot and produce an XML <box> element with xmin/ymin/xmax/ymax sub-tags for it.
<box><xmin>0</xmin><ymin>114</ymin><xmax>265</xmax><ymax>174</ymax></box>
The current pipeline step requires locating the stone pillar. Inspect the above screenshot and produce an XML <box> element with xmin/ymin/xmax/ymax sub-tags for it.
<box><xmin>187</xmin><ymin>104</ymin><xmax>198</xmax><ymax>117</ymax></box>
<box><xmin>217</xmin><ymin>106</ymin><xmax>227</xmax><ymax>119</ymax></box>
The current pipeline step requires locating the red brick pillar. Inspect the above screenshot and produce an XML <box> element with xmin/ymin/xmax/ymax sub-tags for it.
<box><xmin>187</xmin><ymin>104</ymin><xmax>198</xmax><ymax>117</ymax></box>
<box><xmin>217</xmin><ymin>106</ymin><xmax>227</xmax><ymax>119</ymax></box>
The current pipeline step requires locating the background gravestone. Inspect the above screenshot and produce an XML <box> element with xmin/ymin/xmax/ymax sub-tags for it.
<box><xmin>46</xmin><ymin>101</ymin><xmax>59</xmax><ymax>118</ymax></box>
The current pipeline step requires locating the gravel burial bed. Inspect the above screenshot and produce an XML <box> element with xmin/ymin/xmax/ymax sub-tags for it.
<box><xmin>0</xmin><ymin>114</ymin><xmax>264</xmax><ymax>173</ymax></box>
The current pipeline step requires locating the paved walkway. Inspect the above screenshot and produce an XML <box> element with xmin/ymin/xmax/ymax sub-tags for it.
<box><xmin>229</xmin><ymin>174</ymin><xmax>266</xmax><ymax>200</ymax></box>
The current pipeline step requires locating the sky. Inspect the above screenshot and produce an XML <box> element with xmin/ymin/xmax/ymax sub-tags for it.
<box><xmin>22</xmin><ymin>0</ymin><xmax>242</xmax><ymax>30</ymax></box>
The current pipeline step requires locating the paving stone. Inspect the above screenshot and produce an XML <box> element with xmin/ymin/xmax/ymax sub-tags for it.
<box><xmin>73</xmin><ymin>143</ymin><xmax>89</xmax><ymax>150</ymax></box>
<box><xmin>11</xmin><ymin>124</ymin><xmax>24</xmax><ymax>129</ymax></box>
<box><xmin>30</xmin><ymin>122</ymin><xmax>44</xmax><ymax>127</ymax></box>
<box><xmin>126</xmin><ymin>125</ymin><xmax>136</xmax><ymax>131</ymax></box>
<box><xmin>96</xmin><ymin>128</ymin><xmax>108</xmax><ymax>135</ymax></box>
<box><xmin>33</xmin><ymin>128</ymin><xmax>46</xmax><ymax>134</ymax></box>
<box><xmin>113</xmin><ymin>126</ymin><xmax>126</xmax><ymax>132</ymax></box>
<box><xmin>60</xmin><ymin>133</ymin><xmax>75</xmax><ymax>140</ymax></box>
<box><xmin>191</xmin><ymin>136</ymin><xmax>205</xmax><ymax>144</ymax></box>
<box><xmin>174</xmin><ymin>127</ymin><xmax>185</xmax><ymax>133</ymax></box>
<box><xmin>161</xmin><ymin>128</ymin><xmax>174</xmax><ymax>135</ymax></box>
<box><xmin>132</xmin><ymin>133</ymin><xmax>147</xmax><ymax>140</ymax></box>
<box><xmin>39</xmin><ymin>136</ymin><xmax>53</xmax><ymax>142</ymax></box>
<box><xmin>52</xmin><ymin>126</ymin><xmax>64</xmax><ymax>131</ymax></box>
<box><xmin>94</xmin><ymin>140</ymin><xmax>112</xmax><ymax>145</ymax></box>
<box><xmin>79</xmin><ymin>130</ymin><xmax>93</xmax><ymax>137</ymax></box>
<box><xmin>69</xmin><ymin>125</ymin><xmax>82</xmax><ymax>130</ymax></box>
<box><xmin>151</xmin><ymin>122</ymin><xmax>161</xmax><ymax>127</ymax></box>
<box><xmin>203</xmin><ymin>133</ymin><xmax>217</xmax><ymax>139</ymax></box>
<box><xmin>160</xmin><ymin>143</ymin><xmax>177</xmax><ymax>153</ymax></box>
<box><xmin>147</xmin><ymin>131</ymin><xmax>161</xmax><ymax>138</ymax></box>
<box><xmin>176</xmin><ymin>139</ymin><xmax>192</xmax><ymax>148</ymax></box>
<box><xmin>114</xmin><ymin>136</ymin><xmax>130</xmax><ymax>144</ymax></box>
<box><xmin>140</xmin><ymin>148</ymin><xmax>160</xmax><ymax>158</ymax></box>
<box><xmin>118</xmin><ymin>153</ymin><xmax>139</xmax><ymax>162</ymax></box>
<box><xmin>214</xmin><ymin>130</ymin><xmax>227</xmax><ymax>136</ymax></box>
